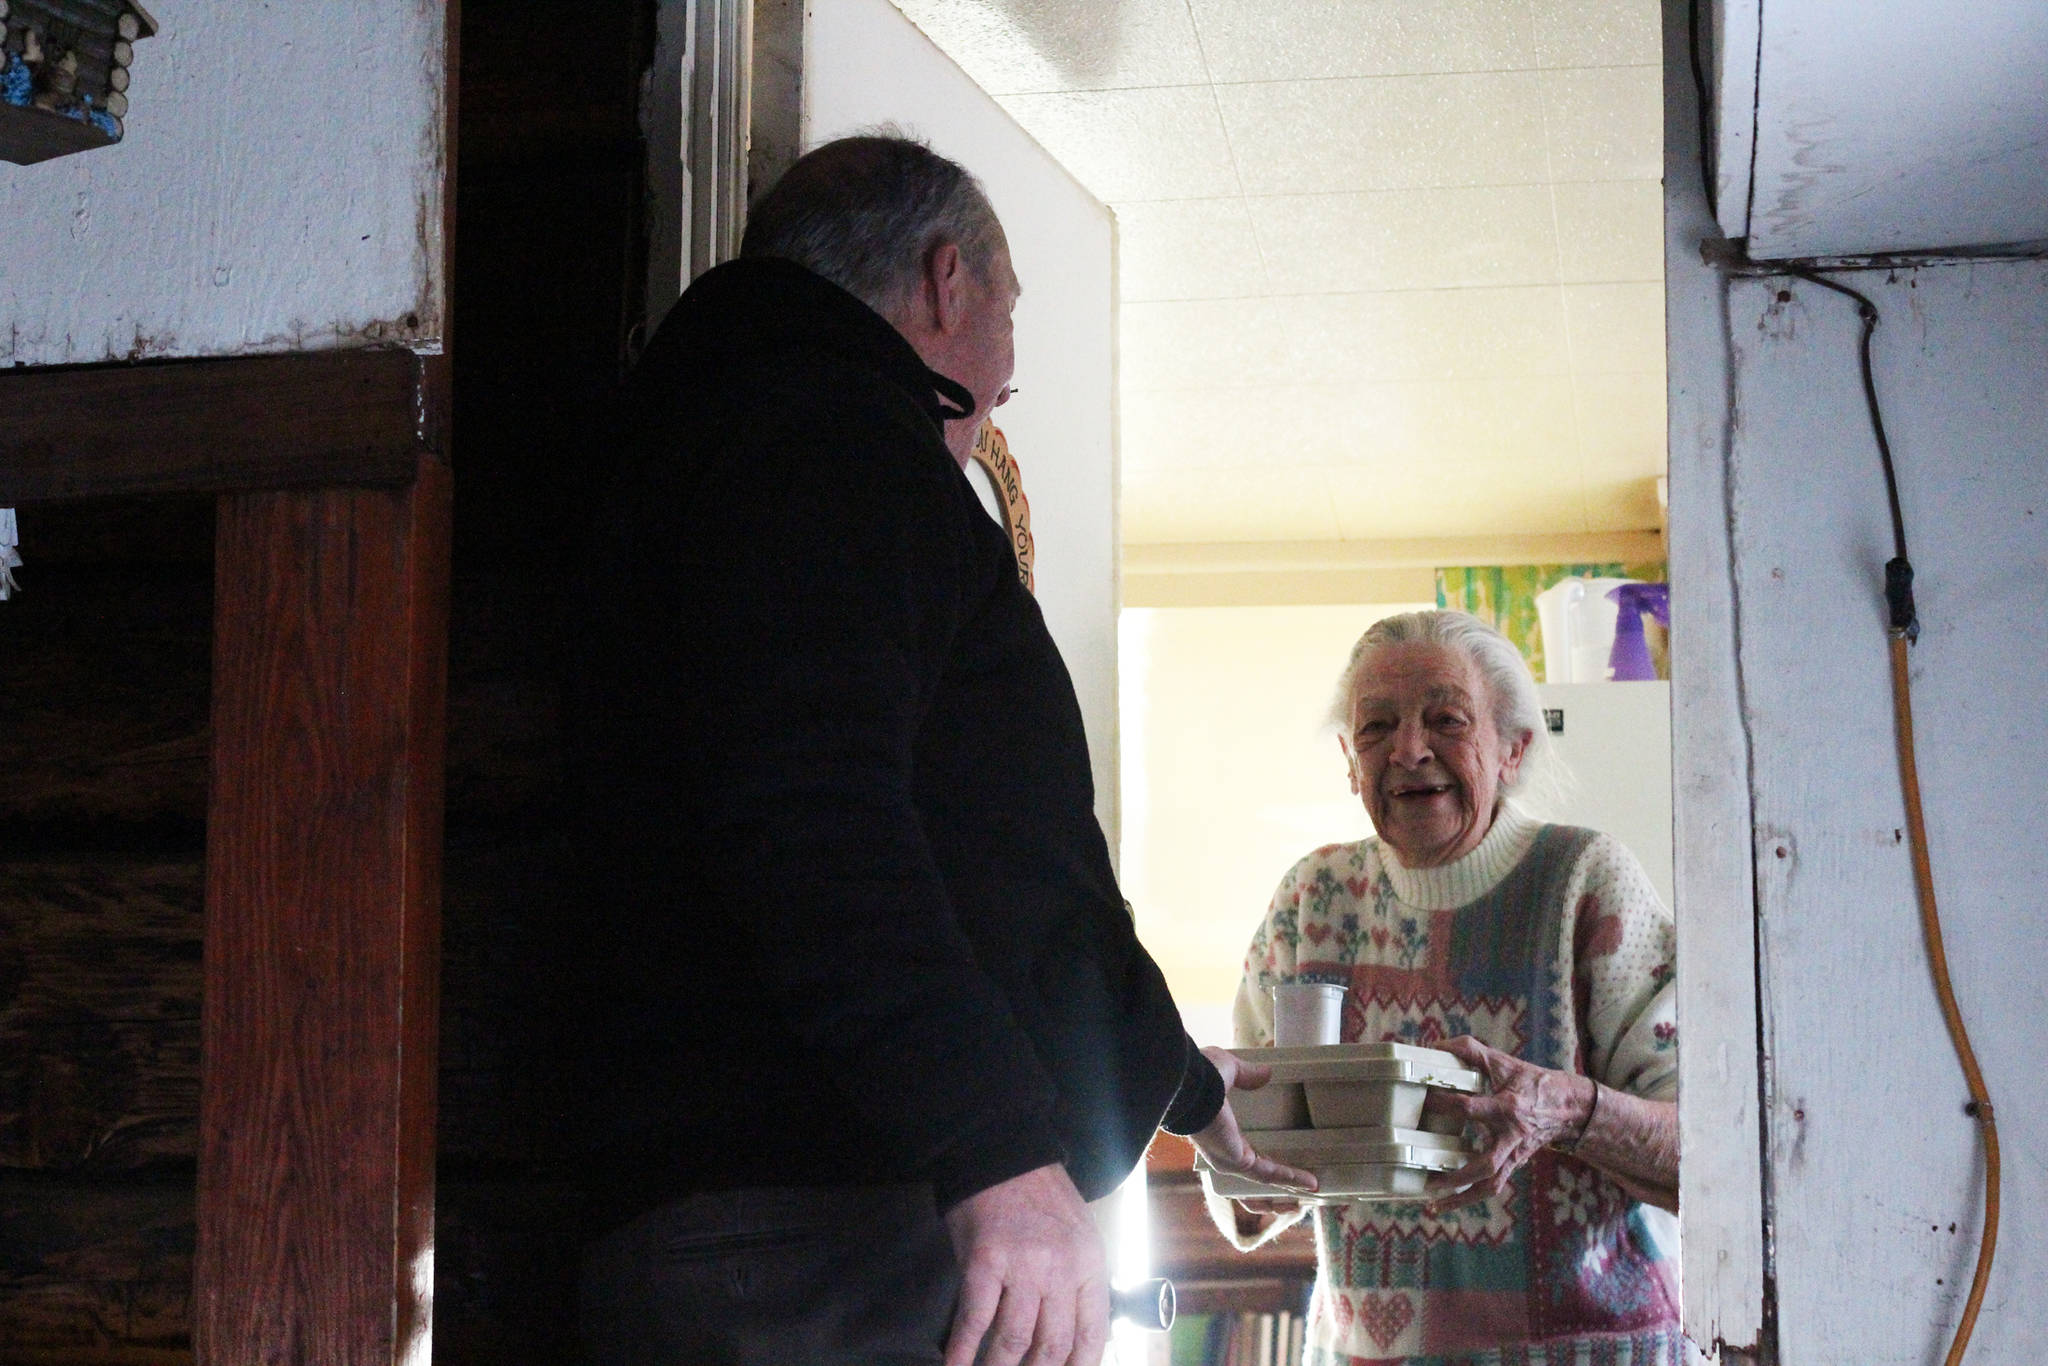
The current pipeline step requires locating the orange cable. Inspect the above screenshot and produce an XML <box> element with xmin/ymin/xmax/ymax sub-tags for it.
<box><xmin>1889</xmin><ymin>633</ymin><xmax>2001</xmax><ymax>1366</ymax></box>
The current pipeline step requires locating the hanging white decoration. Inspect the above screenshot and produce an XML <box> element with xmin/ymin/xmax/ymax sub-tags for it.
<box><xmin>0</xmin><ymin>508</ymin><xmax>21</xmax><ymax>600</ymax></box>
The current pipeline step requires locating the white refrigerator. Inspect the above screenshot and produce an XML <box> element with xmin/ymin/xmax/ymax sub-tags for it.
<box><xmin>1528</xmin><ymin>681</ymin><xmax>1674</xmax><ymax>910</ymax></box>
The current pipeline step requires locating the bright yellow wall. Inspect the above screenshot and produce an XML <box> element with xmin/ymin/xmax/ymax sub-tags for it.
<box><xmin>1118</xmin><ymin>603</ymin><xmax>1432</xmax><ymax>1045</ymax></box>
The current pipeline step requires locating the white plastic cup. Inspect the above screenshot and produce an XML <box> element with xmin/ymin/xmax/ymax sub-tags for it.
<box><xmin>1270</xmin><ymin>982</ymin><xmax>1346</xmax><ymax>1046</ymax></box>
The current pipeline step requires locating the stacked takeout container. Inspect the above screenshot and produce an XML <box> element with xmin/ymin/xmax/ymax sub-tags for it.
<box><xmin>1198</xmin><ymin>1043</ymin><xmax>1484</xmax><ymax>1201</ymax></box>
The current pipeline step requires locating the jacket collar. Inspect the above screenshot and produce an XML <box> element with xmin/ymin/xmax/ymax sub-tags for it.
<box><xmin>635</xmin><ymin>257</ymin><xmax>974</xmax><ymax>430</ymax></box>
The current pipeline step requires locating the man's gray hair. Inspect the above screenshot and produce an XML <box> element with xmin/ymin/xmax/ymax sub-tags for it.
<box><xmin>1327</xmin><ymin>609</ymin><xmax>1550</xmax><ymax>796</ymax></box>
<box><xmin>740</xmin><ymin>131</ymin><xmax>1006</xmax><ymax>322</ymax></box>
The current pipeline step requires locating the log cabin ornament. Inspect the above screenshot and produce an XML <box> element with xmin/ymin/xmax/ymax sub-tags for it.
<box><xmin>968</xmin><ymin>419</ymin><xmax>1034</xmax><ymax>592</ymax></box>
<box><xmin>0</xmin><ymin>0</ymin><xmax>155</xmax><ymax>164</ymax></box>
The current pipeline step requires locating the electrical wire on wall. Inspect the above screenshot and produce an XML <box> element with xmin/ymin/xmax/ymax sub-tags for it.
<box><xmin>1780</xmin><ymin>266</ymin><xmax>2001</xmax><ymax>1366</ymax></box>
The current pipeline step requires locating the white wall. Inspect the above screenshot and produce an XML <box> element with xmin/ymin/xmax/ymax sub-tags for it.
<box><xmin>0</xmin><ymin>2</ymin><xmax>447</xmax><ymax>366</ymax></box>
<box><xmin>804</xmin><ymin>0</ymin><xmax>1121</xmax><ymax>843</ymax></box>
<box><xmin>1671</xmin><ymin>2</ymin><xmax>2048</xmax><ymax>1350</ymax></box>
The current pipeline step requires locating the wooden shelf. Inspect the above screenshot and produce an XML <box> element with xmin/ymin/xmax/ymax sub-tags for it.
<box><xmin>1144</xmin><ymin>1132</ymin><xmax>1315</xmax><ymax>1311</ymax></box>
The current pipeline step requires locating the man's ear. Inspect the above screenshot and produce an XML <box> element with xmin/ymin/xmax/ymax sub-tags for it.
<box><xmin>924</xmin><ymin>241</ymin><xmax>968</xmax><ymax>335</ymax></box>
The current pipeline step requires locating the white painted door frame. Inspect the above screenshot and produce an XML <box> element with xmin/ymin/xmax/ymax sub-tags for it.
<box><xmin>644</xmin><ymin>0</ymin><xmax>754</xmax><ymax>336</ymax></box>
<box><xmin>1663</xmin><ymin>0</ymin><xmax>1770</xmax><ymax>1358</ymax></box>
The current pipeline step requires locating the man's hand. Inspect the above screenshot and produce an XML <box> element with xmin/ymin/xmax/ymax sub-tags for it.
<box><xmin>1190</xmin><ymin>1046</ymin><xmax>1320</xmax><ymax>1193</ymax></box>
<box><xmin>941</xmin><ymin>1163</ymin><xmax>1109</xmax><ymax>1366</ymax></box>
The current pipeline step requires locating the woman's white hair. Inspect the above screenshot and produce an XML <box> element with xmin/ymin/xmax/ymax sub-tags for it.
<box><xmin>1326</xmin><ymin>609</ymin><xmax>1558</xmax><ymax>801</ymax></box>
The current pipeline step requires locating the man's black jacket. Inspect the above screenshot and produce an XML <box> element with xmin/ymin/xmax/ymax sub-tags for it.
<box><xmin>564</xmin><ymin>258</ymin><xmax>1223</xmax><ymax>1216</ymax></box>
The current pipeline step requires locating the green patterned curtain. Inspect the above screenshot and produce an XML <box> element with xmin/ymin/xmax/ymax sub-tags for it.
<box><xmin>1435</xmin><ymin>562</ymin><xmax>1667</xmax><ymax>682</ymax></box>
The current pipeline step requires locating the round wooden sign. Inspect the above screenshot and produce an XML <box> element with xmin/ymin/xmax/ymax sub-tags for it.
<box><xmin>968</xmin><ymin>420</ymin><xmax>1034</xmax><ymax>593</ymax></box>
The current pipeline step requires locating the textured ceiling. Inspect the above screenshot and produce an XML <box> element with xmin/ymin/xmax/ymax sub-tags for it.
<box><xmin>887</xmin><ymin>0</ymin><xmax>1667</xmax><ymax>549</ymax></box>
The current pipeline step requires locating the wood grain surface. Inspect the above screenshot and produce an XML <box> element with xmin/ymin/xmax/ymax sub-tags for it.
<box><xmin>0</xmin><ymin>860</ymin><xmax>202</xmax><ymax>1174</ymax></box>
<box><xmin>0</xmin><ymin>351</ymin><xmax>428</xmax><ymax>506</ymax></box>
<box><xmin>0</xmin><ymin>570</ymin><xmax>212</xmax><ymax>836</ymax></box>
<box><xmin>0</xmin><ymin>1178</ymin><xmax>193</xmax><ymax>1364</ymax></box>
<box><xmin>194</xmin><ymin>458</ymin><xmax>449</xmax><ymax>1366</ymax></box>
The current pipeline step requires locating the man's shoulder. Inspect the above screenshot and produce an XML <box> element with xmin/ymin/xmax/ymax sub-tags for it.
<box><xmin>621</xmin><ymin>371</ymin><xmax>952</xmax><ymax>519</ymax></box>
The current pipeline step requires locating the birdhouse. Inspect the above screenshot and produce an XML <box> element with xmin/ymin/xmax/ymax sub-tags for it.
<box><xmin>0</xmin><ymin>0</ymin><xmax>155</xmax><ymax>165</ymax></box>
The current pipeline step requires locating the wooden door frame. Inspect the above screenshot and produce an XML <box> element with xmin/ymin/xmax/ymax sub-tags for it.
<box><xmin>2</xmin><ymin>346</ymin><xmax>452</xmax><ymax>1365</ymax></box>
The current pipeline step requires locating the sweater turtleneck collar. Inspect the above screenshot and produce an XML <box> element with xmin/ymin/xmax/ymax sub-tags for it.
<box><xmin>1379</xmin><ymin>804</ymin><xmax>1540</xmax><ymax>911</ymax></box>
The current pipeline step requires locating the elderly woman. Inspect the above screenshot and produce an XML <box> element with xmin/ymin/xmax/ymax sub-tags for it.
<box><xmin>1213</xmin><ymin>609</ymin><xmax>1681</xmax><ymax>1364</ymax></box>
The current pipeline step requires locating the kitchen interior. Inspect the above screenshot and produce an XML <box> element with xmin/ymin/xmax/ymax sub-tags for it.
<box><xmin>877</xmin><ymin>2</ymin><xmax>1673</xmax><ymax>1358</ymax></box>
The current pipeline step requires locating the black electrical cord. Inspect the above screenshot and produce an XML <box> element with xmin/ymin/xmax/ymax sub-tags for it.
<box><xmin>1687</xmin><ymin>0</ymin><xmax>1718</xmax><ymax>220</ymax></box>
<box><xmin>1781</xmin><ymin>268</ymin><xmax>2000</xmax><ymax>1366</ymax></box>
<box><xmin>1783</xmin><ymin>268</ymin><xmax>1916</xmax><ymax>639</ymax></box>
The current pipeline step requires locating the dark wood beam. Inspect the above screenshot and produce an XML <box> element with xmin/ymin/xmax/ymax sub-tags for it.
<box><xmin>0</xmin><ymin>348</ymin><xmax>432</xmax><ymax>504</ymax></box>
<box><xmin>194</xmin><ymin>455</ymin><xmax>450</xmax><ymax>1366</ymax></box>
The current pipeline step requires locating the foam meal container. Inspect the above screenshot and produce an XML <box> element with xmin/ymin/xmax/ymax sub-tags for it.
<box><xmin>1200</xmin><ymin>1125</ymin><xmax>1471</xmax><ymax>1201</ymax></box>
<box><xmin>1226</xmin><ymin>1042</ymin><xmax>1483</xmax><ymax>1132</ymax></box>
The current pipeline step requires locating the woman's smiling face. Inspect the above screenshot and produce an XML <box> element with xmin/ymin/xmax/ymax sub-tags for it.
<box><xmin>1342</xmin><ymin>640</ymin><xmax>1530</xmax><ymax>868</ymax></box>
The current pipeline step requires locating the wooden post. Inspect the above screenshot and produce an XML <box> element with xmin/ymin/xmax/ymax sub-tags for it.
<box><xmin>195</xmin><ymin>455</ymin><xmax>451</xmax><ymax>1365</ymax></box>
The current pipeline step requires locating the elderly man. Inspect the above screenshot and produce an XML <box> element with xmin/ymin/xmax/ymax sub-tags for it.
<box><xmin>1217</xmin><ymin>609</ymin><xmax>1681</xmax><ymax>1364</ymax></box>
<box><xmin>565</xmin><ymin>134</ymin><xmax>1303</xmax><ymax>1366</ymax></box>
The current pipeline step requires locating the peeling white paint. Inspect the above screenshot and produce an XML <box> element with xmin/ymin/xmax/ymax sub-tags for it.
<box><xmin>1729</xmin><ymin>0</ymin><xmax>2048</xmax><ymax>258</ymax></box>
<box><xmin>0</xmin><ymin>1</ymin><xmax>446</xmax><ymax>367</ymax></box>
<box><xmin>1725</xmin><ymin>261</ymin><xmax>2048</xmax><ymax>1360</ymax></box>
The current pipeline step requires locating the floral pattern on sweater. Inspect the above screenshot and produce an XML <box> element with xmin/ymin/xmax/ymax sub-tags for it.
<box><xmin>1222</xmin><ymin>808</ymin><xmax>1681</xmax><ymax>1366</ymax></box>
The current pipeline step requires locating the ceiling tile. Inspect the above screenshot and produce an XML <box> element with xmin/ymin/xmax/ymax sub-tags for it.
<box><xmin>1248</xmin><ymin>185</ymin><xmax>1559</xmax><ymax>294</ymax></box>
<box><xmin>1540</xmin><ymin>65</ymin><xmax>1663</xmax><ymax>181</ymax></box>
<box><xmin>1187</xmin><ymin>0</ymin><xmax>1535</xmax><ymax>82</ymax></box>
<box><xmin>1122</xmin><ymin>385</ymin><xmax>1362</xmax><ymax>472</ymax></box>
<box><xmin>1562</xmin><ymin>282</ymin><xmax>1665</xmax><ymax>374</ymax></box>
<box><xmin>1120</xmin><ymin>297</ymin><xmax>1299</xmax><ymax>391</ymax></box>
<box><xmin>1552</xmin><ymin>179</ymin><xmax>1664</xmax><ymax>283</ymax></box>
<box><xmin>1324</xmin><ymin>376</ymin><xmax>1579</xmax><ymax>469</ymax></box>
<box><xmin>1529</xmin><ymin>0</ymin><xmax>1662</xmax><ymax>69</ymax></box>
<box><xmin>1113</xmin><ymin>198</ymin><xmax>1270</xmax><ymax>301</ymax></box>
<box><xmin>1214</xmin><ymin>73</ymin><xmax>1548</xmax><ymax>195</ymax></box>
<box><xmin>1573</xmin><ymin>370</ymin><xmax>1666</xmax><ymax>476</ymax></box>
<box><xmin>1581</xmin><ymin>473</ymin><xmax>1666</xmax><ymax>532</ymax></box>
<box><xmin>1325</xmin><ymin>463</ymin><xmax>1591</xmax><ymax>539</ymax></box>
<box><xmin>1283</xmin><ymin>286</ymin><xmax>1572</xmax><ymax>384</ymax></box>
<box><xmin>998</xmin><ymin>87</ymin><xmax>1240</xmax><ymax>200</ymax></box>
<box><xmin>890</xmin><ymin>0</ymin><xmax>1209</xmax><ymax>95</ymax></box>
<box><xmin>1121</xmin><ymin>466</ymin><xmax>1344</xmax><ymax>542</ymax></box>
<box><xmin>1122</xmin><ymin>375</ymin><xmax>1580</xmax><ymax>479</ymax></box>
<box><xmin>886</xmin><ymin>0</ymin><xmax>1674</xmax><ymax>551</ymax></box>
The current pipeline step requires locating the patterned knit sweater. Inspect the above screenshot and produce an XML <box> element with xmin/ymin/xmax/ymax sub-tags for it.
<box><xmin>1219</xmin><ymin>807</ymin><xmax>1682</xmax><ymax>1366</ymax></box>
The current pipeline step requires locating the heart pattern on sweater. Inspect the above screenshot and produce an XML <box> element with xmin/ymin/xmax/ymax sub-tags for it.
<box><xmin>1359</xmin><ymin>1292</ymin><xmax>1414</xmax><ymax>1349</ymax></box>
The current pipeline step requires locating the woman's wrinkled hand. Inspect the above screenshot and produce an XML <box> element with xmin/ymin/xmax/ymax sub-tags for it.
<box><xmin>1421</xmin><ymin>1034</ymin><xmax>1593</xmax><ymax>1215</ymax></box>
